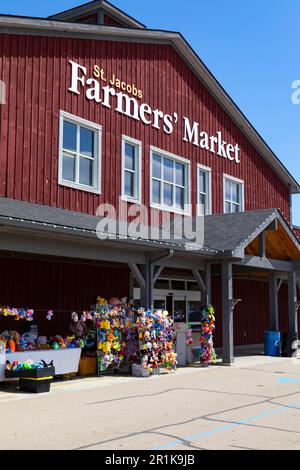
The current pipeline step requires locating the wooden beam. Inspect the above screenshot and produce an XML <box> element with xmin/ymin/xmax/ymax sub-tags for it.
<box><xmin>259</xmin><ymin>232</ymin><xmax>266</xmax><ymax>258</ymax></box>
<box><xmin>237</xmin><ymin>256</ymin><xmax>295</xmax><ymax>272</ymax></box>
<box><xmin>128</xmin><ymin>263</ymin><xmax>146</xmax><ymax>290</ymax></box>
<box><xmin>205</xmin><ymin>263</ymin><xmax>212</xmax><ymax>306</ymax></box>
<box><xmin>191</xmin><ymin>269</ymin><xmax>206</xmax><ymax>291</ymax></box>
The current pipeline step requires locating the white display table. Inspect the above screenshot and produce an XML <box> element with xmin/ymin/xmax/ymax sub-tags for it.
<box><xmin>0</xmin><ymin>348</ymin><xmax>82</xmax><ymax>382</ymax></box>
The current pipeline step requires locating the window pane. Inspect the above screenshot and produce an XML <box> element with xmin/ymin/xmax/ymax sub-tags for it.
<box><xmin>79</xmin><ymin>157</ymin><xmax>93</xmax><ymax>186</ymax></box>
<box><xmin>125</xmin><ymin>143</ymin><xmax>135</xmax><ymax>171</ymax></box>
<box><xmin>163</xmin><ymin>158</ymin><xmax>174</xmax><ymax>183</ymax></box>
<box><xmin>199</xmin><ymin>193</ymin><xmax>206</xmax><ymax>215</ymax></box>
<box><xmin>163</xmin><ymin>183</ymin><xmax>173</xmax><ymax>206</ymax></box>
<box><xmin>80</xmin><ymin>127</ymin><xmax>94</xmax><ymax>158</ymax></box>
<box><xmin>62</xmin><ymin>155</ymin><xmax>75</xmax><ymax>182</ymax></box>
<box><xmin>174</xmin><ymin>300</ymin><xmax>186</xmax><ymax>322</ymax></box>
<box><xmin>176</xmin><ymin>187</ymin><xmax>184</xmax><ymax>209</ymax></box>
<box><xmin>63</xmin><ymin>121</ymin><xmax>77</xmax><ymax>152</ymax></box>
<box><xmin>225</xmin><ymin>201</ymin><xmax>231</xmax><ymax>214</ymax></box>
<box><xmin>171</xmin><ymin>280</ymin><xmax>185</xmax><ymax>290</ymax></box>
<box><xmin>152</xmin><ymin>179</ymin><xmax>161</xmax><ymax>204</ymax></box>
<box><xmin>152</xmin><ymin>154</ymin><xmax>161</xmax><ymax>179</ymax></box>
<box><xmin>199</xmin><ymin>170</ymin><xmax>206</xmax><ymax>194</ymax></box>
<box><xmin>232</xmin><ymin>182</ymin><xmax>240</xmax><ymax>203</ymax></box>
<box><xmin>125</xmin><ymin>170</ymin><xmax>134</xmax><ymax>198</ymax></box>
<box><xmin>188</xmin><ymin>301</ymin><xmax>201</xmax><ymax>323</ymax></box>
<box><xmin>232</xmin><ymin>203</ymin><xmax>240</xmax><ymax>213</ymax></box>
<box><xmin>187</xmin><ymin>282</ymin><xmax>200</xmax><ymax>292</ymax></box>
<box><xmin>154</xmin><ymin>279</ymin><xmax>169</xmax><ymax>289</ymax></box>
<box><xmin>176</xmin><ymin>162</ymin><xmax>185</xmax><ymax>186</ymax></box>
<box><xmin>154</xmin><ymin>300</ymin><xmax>166</xmax><ymax>310</ymax></box>
<box><xmin>225</xmin><ymin>180</ymin><xmax>231</xmax><ymax>201</ymax></box>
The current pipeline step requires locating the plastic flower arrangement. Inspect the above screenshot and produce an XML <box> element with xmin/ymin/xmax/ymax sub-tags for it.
<box><xmin>199</xmin><ymin>305</ymin><xmax>217</xmax><ymax>366</ymax></box>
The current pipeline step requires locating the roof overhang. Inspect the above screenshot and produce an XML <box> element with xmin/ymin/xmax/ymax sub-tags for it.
<box><xmin>0</xmin><ymin>15</ymin><xmax>299</xmax><ymax>193</ymax></box>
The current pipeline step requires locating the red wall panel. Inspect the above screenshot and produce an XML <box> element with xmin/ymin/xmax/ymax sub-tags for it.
<box><xmin>0</xmin><ymin>34</ymin><xmax>291</xmax><ymax>220</ymax></box>
<box><xmin>212</xmin><ymin>277</ymin><xmax>300</xmax><ymax>348</ymax></box>
<box><xmin>104</xmin><ymin>14</ymin><xmax>124</xmax><ymax>27</ymax></box>
<box><xmin>0</xmin><ymin>257</ymin><xmax>129</xmax><ymax>337</ymax></box>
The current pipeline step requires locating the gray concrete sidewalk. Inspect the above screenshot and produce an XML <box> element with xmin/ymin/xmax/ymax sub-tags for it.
<box><xmin>1</xmin><ymin>355</ymin><xmax>300</xmax><ymax>450</ymax></box>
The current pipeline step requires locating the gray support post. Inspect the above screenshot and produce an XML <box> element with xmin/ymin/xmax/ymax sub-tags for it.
<box><xmin>205</xmin><ymin>263</ymin><xmax>212</xmax><ymax>306</ymax></box>
<box><xmin>288</xmin><ymin>272</ymin><xmax>298</xmax><ymax>334</ymax></box>
<box><xmin>222</xmin><ymin>262</ymin><xmax>234</xmax><ymax>366</ymax></box>
<box><xmin>259</xmin><ymin>231</ymin><xmax>266</xmax><ymax>258</ymax></box>
<box><xmin>139</xmin><ymin>263</ymin><xmax>151</xmax><ymax>309</ymax></box>
<box><xmin>269</xmin><ymin>273</ymin><xmax>279</xmax><ymax>331</ymax></box>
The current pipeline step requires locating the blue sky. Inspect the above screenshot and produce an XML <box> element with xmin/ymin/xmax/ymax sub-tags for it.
<box><xmin>1</xmin><ymin>0</ymin><xmax>300</xmax><ymax>224</ymax></box>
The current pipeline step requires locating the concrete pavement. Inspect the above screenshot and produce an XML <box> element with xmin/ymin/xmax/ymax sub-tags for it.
<box><xmin>1</xmin><ymin>355</ymin><xmax>300</xmax><ymax>450</ymax></box>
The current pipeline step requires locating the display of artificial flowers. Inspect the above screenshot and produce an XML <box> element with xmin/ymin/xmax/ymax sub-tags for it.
<box><xmin>199</xmin><ymin>305</ymin><xmax>217</xmax><ymax>365</ymax></box>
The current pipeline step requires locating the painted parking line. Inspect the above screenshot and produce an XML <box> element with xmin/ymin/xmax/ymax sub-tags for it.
<box><xmin>152</xmin><ymin>400</ymin><xmax>300</xmax><ymax>450</ymax></box>
<box><xmin>278</xmin><ymin>377</ymin><xmax>300</xmax><ymax>384</ymax></box>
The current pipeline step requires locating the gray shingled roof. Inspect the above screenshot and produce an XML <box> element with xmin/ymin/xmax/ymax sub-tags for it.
<box><xmin>203</xmin><ymin>209</ymin><xmax>279</xmax><ymax>255</ymax></box>
<box><xmin>0</xmin><ymin>197</ymin><xmax>299</xmax><ymax>257</ymax></box>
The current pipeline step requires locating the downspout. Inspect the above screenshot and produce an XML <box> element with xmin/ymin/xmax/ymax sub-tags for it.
<box><xmin>150</xmin><ymin>249</ymin><xmax>175</xmax><ymax>270</ymax></box>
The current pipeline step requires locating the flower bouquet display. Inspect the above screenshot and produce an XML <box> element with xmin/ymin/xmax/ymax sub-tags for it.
<box><xmin>199</xmin><ymin>305</ymin><xmax>217</xmax><ymax>366</ymax></box>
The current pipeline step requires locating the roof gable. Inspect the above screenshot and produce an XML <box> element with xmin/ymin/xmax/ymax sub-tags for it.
<box><xmin>203</xmin><ymin>209</ymin><xmax>300</xmax><ymax>259</ymax></box>
<box><xmin>48</xmin><ymin>0</ymin><xmax>146</xmax><ymax>29</ymax></box>
<box><xmin>0</xmin><ymin>12</ymin><xmax>298</xmax><ymax>192</ymax></box>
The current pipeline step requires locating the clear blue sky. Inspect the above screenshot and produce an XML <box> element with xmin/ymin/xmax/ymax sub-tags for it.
<box><xmin>1</xmin><ymin>0</ymin><xmax>300</xmax><ymax>224</ymax></box>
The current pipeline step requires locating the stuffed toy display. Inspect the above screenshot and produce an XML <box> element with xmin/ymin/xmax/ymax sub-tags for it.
<box><xmin>0</xmin><ymin>307</ymin><xmax>34</xmax><ymax>321</ymax></box>
<box><xmin>136</xmin><ymin>309</ymin><xmax>177</xmax><ymax>373</ymax></box>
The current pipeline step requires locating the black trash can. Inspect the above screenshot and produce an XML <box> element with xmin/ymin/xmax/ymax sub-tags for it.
<box><xmin>281</xmin><ymin>332</ymin><xmax>298</xmax><ymax>357</ymax></box>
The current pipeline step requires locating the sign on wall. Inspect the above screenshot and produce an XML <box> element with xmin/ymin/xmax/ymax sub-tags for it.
<box><xmin>68</xmin><ymin>60</ymin><xmax>240</xmax><ymax>164</ymax></box>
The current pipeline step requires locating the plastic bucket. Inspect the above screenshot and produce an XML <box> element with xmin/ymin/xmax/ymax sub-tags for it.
<box><xmin>264</xmin><ymin>331</ymin><xmax>281</xmax><ymax>357</ymax></box>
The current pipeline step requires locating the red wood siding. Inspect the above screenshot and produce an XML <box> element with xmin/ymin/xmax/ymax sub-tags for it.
<box><xmin>0</xmin><ymin>257</ymin><xmax>129</xmax><ymax>337</ymax></box>
<box><xmin>0</xmin><ymin>34</ymin><xmax>291</xmax><ymax>219</ymax></box>
<box><xmin>103</xmin><ymin>14</ymin><xmax>124</xmax><ymax>27</ymax></box>
<box><xmin>76</xmin><ymin>14</ymin><xmax>98</xmax><ymax>24</ymax></box>
<box><xmin>212</xmin><ymin>277</ymin><xmax>300</xmax><ymax>348</ymax></box>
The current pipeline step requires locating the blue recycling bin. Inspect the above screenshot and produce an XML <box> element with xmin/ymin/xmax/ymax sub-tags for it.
<box><xmin>264</xmin><ymin>331</ymin><xmax>281</xmax><ymax>357</ymax></box>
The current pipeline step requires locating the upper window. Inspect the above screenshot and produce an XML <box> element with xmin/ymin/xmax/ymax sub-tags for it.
<box><xmin>59</xmin><ymin>111</ymin><xmax>102</xmax><ymax>194</ymax></box>
<box><xmin>223</xmin><ymin>175</ymin><xmax>244</xmax><ymax>213</ymax></box>
<box><xmin>150</xmin><ymin>147</ymin><xmax>190</xmax><ymax>215</ymax></box>
<box><xmin>121</xmin><ymin>136</ymin><xmax>142</xmax><ymax>203</ymax></box>
<box><xmin>197</xmin><ymin>165</ymin><xmax>211</xmax><ymax>216</ymax></box>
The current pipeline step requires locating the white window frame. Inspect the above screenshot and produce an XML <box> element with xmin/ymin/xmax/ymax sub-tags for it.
<box><xmin>223</xmin><ymin>174</ymin><xmax>244</xmax><ymax>213</ymax></box>
<box><xmin>150</xmin><ymin>146</ymin><xmax>191</xmax><ymax>216</ymax></box>
<box><xmin>197</xmin><ymin>164</ymin><xmax>212</xmax><ymax>216</ymax></box>
<box><xmin>58</xmin><ymin>110</ymin><xmax>102</xmax><ymax>194</ymax></box>
<box><xmin>121</xmin><ymin>135</ymin><xmax>142</xmax><ymax>204</ymax></box>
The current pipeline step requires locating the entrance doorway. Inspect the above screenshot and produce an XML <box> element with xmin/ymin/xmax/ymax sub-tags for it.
<box><xmin>133</xmin><ymin>277</ymin><xmax>201</xmax><ymax>324</ymax></box>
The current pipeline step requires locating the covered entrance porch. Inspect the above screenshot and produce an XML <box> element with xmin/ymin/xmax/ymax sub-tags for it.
<box><xmin>0</xmin><ymin>198</ymin><xmax>299</xmax><ymax>367</ymax></box>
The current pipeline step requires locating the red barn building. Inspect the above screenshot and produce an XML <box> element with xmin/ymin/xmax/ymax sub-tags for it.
<box><xmin>0</xmin><ymin>0</ymin><xmax>299</xmax><ymax>364</ymax></box>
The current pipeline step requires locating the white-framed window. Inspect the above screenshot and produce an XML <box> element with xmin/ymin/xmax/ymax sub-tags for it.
<box><xmin>58</xmin><ymin>111</ymin><xmax>102</xmax><ymax>194</ymax></box>
<box><xmin>121</xmin><ymin>135</ymin><xmax>142</xmax><ymax>203</ymax></box>
<box><xmin>197</xmin><ymin>164</ymin><xmax>212</xmax><ymax>216</ymax></box>
<box><xmin>223</xmin><ymin>174</ymin><xmax>244</xmax><ymax>213</ymax></box>
<box><xmin>150</xmin><ymin>146</ymin><xmax>191</xmax><ymax>215</ymax></box>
